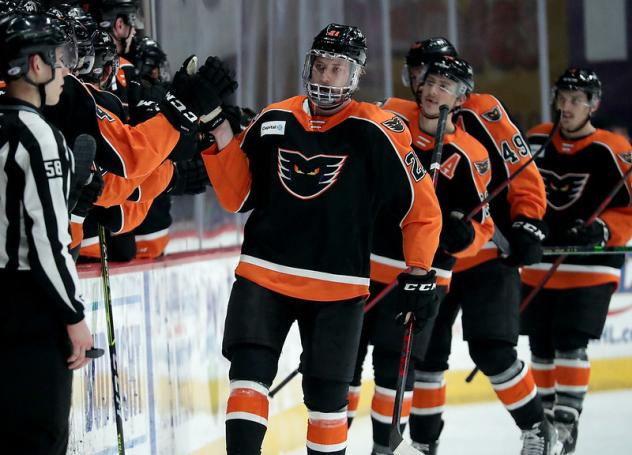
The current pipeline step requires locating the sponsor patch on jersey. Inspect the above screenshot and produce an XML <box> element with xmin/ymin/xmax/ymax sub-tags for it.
<box><xmin>278</xmin><ymin>148</ymin><xmax>347</xmax><ymax>199</ymax></box>
<box><xmin>617</xmin><ymin>151</ymin><xmax>632</xmax><ymax>165</ymax></box>
<box><xmin>382</xmin><ymin>116</ymin><xmax>405</xmax><ymax>133</ymax></box>
<box><xmin>474</xmin><ymin>159</ymin><xmax>490</xmax><ymax>175</ymax></box>
<box><xmin>481</xmin><ymin>105</ymin><xmax>502</xmax><ymax>122</ymax></box>
<box><xmin>261</xmin><ymin>121</ymin><xmax>286</xmax><ymax>136</ymax></box>
<box><xmin>540</xmin><ymin>169</ymin><xmax>589</xmax><ymax>210</ymax></box>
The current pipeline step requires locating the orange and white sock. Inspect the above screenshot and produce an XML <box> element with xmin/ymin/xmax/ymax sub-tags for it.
<box><xmin>306</xmin><ymin>409</ymin><xmax>348</xmax><ymax>454</ymax></box>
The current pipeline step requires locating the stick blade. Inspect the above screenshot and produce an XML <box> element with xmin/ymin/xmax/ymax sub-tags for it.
<box><xmin>390</xmin><ymin>429</ymin><xmax>424</xmax><ymax>455</ymax></box>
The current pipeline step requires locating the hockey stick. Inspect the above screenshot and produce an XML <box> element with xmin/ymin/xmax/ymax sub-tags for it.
<box><xmin>390</xmin><ymin>104</ymin><xmax>450</xmax><ymax>455</ymax></box>
<box><xmin>98</xmin><ymin>224</ymin><xmax>126</xmax><ymax>455</ymax></box>
<box><xmin>466</xmin><ymin>163</ymin><xmax>632</xmax><ymax>383</ymax></box>
<box><xmin>542</xmin><ymin>245</ymin><xmax>632</xmax><ymax>256</ymax></box>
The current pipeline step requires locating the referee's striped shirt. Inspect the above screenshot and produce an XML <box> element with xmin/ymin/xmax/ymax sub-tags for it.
<box><xmin>0</xmin><ymin>96</ymin><xmax>85</xmax><ymax>324</ymax></box>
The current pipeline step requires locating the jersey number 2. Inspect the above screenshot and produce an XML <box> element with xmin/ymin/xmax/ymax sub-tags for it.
<box><xmin>405</xmin><ymin>151</ymin><xmax>426</xmax><ymax>182</ymax></box>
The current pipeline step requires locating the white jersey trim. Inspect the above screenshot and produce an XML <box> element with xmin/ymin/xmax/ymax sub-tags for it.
<box><xmin>240</xmin><ymin>254</ymin><xmax>370</xmax><ymax>286</ymax></box>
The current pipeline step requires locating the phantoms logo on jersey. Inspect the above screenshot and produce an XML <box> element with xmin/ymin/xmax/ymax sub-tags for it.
<box><xmin>278</xmin><ymin>149</ymin><xmax>347</xmax><ymax>199</ymax></box>
<box><xmin>617</xmin><ymin>151</ymin><xmax>632</xmax><ymax>165</ymax></box>
<box><xmin>540</xmin><ymin>169</ymin><xmax>589</xmax><ymax>210</ymax></box>
<box><xmin>382</xmin><ymin>116</ymin><xmax>405</xmax><ymax>133</ymax></box>
<box><xmin>474</xmin><ymin>159</ymin><xmax>490</xmax><ymax>175</ymax></box>
<box><xmin>481</xmin><ymin>105</ymin><xmax>502</xmax><ymax>122</ymax></box>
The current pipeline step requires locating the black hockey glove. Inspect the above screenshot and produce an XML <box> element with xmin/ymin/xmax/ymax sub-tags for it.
<box><xmin>159</xmin><ymin>55</ymin><xmax>224</xmax><ymax>134</ymax></box>
<box><xmin>167</xmin><ymin>157</ymin><xmax>211</xmax><ymax>195</ymax></box>
<box><xmin>503</xmin><ymin>216</ymin><xmax>548</xmax><ymax>267</ymax></box>
<box><xmin>439</xmin><ymin>211</ymin><xmax>475</xmax><ymax>255</ymax></box>
<box><xmin>198</xmin><ymin>56</ymin><xmax>238</xmax><ymax>99</ymax></box>
<box><xmin>565</xmin><ymin>218</ymin><xmax>610</xmax><ymax>247</ymax></box>
<box><xmin>71</xmin><ymin>172</ymin><xmax>104</xmax><ymax>218</ymax></box>
<box><xmin>395</xmin><ymin>270</ymin><xmax>439</xmax><ymax>333</ymax></box>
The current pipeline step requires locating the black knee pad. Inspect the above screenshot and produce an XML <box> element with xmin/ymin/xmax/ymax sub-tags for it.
<box><xmin>303</xmin><ymin>376</ymin><xmax>349</xmax><ymax>413</ymax></box>
<box><xmin>373</xmin><ymin>347</ymin><xmax>414</xmax><ymax>390</ymax></box>
<box><xmin>228</xmin><ymin>344</ymin><xmax>279</xmax><ymax>388</ymax></box>
<box><xmin>554</xmin><ymin>329</ymin><xmax>590</xmax><ymax>352</ymax></box>
<box><xmin>468</xmin><ymin>340</ymin><xmax>517</xmax><ymax>377</ymax></box>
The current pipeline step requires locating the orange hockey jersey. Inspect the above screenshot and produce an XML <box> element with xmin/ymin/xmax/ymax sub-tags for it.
<box><xmin>203</xmin><ymin>96</ymin><xmax>442</xmax><ymax>301</ymax></box>
<box><xmin>373</xmin><ymin>97</ymin><xmax>493</xmax><ymax>287</ymax></box>
<box><xmin>452</xmin><ymin>93</ymin><xmax>547</xmax><ymax>271</ymax></box>
<box><xmin>522</xmin><ymin>124</ymin><xmax>632</xmax><ymax>289</ymax></box>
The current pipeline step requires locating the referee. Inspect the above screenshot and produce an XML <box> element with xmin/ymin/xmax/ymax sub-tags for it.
<box><xmin>0</xmin><ymin>11</ymin><xmax>95</xmax><ymax>454</ymax></box>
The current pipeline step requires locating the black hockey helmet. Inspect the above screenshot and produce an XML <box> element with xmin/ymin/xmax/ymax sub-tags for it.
<box><xmin>134</xmin><ymin>36</ymin><xmax>166</xmax><ymax>79</ymax></box>
<box><xmin>402</xmin><ymin>37</ymin><xmax>458</xmax><ymax>88</ymax></box>
<box><xmin>302</xmin><ymin>23</ymin><xmax>367</xmax><ymax>108</ymax></box>
<box><xmin>0</xmin><ymin>12</ymin><xmax>76</xmax><ymax>79</ymax></box>
<box><xmin>424</xmin><ymin>55</ymin><xmax>474</xmax><ymax>97</ymax></box>
<box><xmin>82</xmin><ymin>0</ymin><xmax>138</xmax><ymax>28</ymax></box>
<box><xmin>80</xmin><ymin>28</ymin><xmax>117</xmax><ymax>87</ymax></box>
<box><xmin>406</xmin><ymin>37</ymin><xmax>457</xmax><ymax>67</ymax></box>
<box><xmin>553</xmin><ymin>68</ymin><xmax>601</xmax><ymax>104</ymax></box>
<box><xmin>310</xmin><ymin>23</ymin><xmax>367</xmax><ymax>66</ymax></box>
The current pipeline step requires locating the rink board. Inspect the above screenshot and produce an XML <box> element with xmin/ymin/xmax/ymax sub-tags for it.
<box><xmin>67</xmin><ymin>251</ymin><xmax>632</xmax><ymax>454</ymax></box>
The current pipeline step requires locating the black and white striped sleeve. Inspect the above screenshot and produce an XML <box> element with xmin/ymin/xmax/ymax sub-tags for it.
<box><xmin>17</xmin><ymin>111</ymin><xmax>85</xmax><ymax>323</ymax></box>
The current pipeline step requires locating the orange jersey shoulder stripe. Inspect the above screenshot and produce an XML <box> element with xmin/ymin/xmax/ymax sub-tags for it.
<box><xmin>379</xmin><ymin>97</ymin><xmax>418</xmax><ymax>123</ymax></box>
<box><xmin>463</xmin><ymin>94</ymin><xmax>546</xmax><ymax>221</ymax></box>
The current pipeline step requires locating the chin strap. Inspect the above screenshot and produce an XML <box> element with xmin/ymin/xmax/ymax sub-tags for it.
<box><xmin>23</xmin><ymin>70</ymin><xmax>54</xmax><ymax>108</ymax></box>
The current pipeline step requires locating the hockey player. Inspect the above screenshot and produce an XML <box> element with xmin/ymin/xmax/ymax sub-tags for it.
<box><xmin>348</xmin><ymin>56</ymin><xmax>494</xmax><ymax>455</ymax></box>
<box><xmin>0</xmin><ymin>12</ymin><xmax>95</xmax><ymax>453</ymax></box>
<box><xmin>522</xmin><ymin>68</ymin><xmax>632</xmax><ymax>454</ymax></box>
<box><xmin>398</xmin><ymin>39</ymin><xmax>553</xmax><ymax>455</ymax></box>
<box><xmin>202</xmin><ymin>23</ymin><xmax>442</xmax><ymax>454</ymax></box>
<box><xmin>82</xmin><ymin>0</ymin><xmax>142</xmax><ymax>118</ymax></box>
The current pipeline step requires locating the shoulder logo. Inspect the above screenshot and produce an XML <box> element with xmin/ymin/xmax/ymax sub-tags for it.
<box><xmin>382</xmin><ymin>116</ymin><xmax>406</xmax><ymax>133</ymax></box>
<box><xmin>261</xmin><ymin>120</ymin><xmax>286</xmax><ymax>136</ymax></box>
<box><xmin>618</xmin><ymin>151</ymin><xmax>632</xmax><ymax>164</ymax></box>
<box><xmin>481</xmin><ymin>105</ymin><xmax>502</xmax><ymax>122</ymax></box>
<box><xmin>278</xmin><ymin>148</ymin><xmax>347</xmax><ymax>199</ymax></box>
<box><xmin>474</xmin><ymin>159</ymin><xmax>490</xmax><ymax>175</ymax></box>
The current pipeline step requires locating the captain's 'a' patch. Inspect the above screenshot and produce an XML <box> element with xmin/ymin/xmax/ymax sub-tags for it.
<box><xmin>617</xmin><ymin>151</ymin><xmax>632</xmax><ymax>164</ymax></box>
<box><xmin>481</xmin><ymin>105</ymin><xmax>502</xmax><ymax>122</ymax></box>
<box><xmin>382</xmin><ymin>116</ymin><xmax>405</xmax><ymax>133</ymax></box>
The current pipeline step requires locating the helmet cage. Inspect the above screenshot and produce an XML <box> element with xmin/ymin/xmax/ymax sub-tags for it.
<box><xmin>302</xmin><ymin>49</ymin><xmax>362</xmax><ymax>108</ymax></box>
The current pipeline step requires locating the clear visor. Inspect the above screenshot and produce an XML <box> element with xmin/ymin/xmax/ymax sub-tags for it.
<box><xmin>424</xmin><ymin>73</ymin><xmax>469</xmax><ymax>97</ymax></box>
<box><xmin>53</xmin><ymin>41</ymin><xmax>79</xmax><ymax>70</ymax></box>
<box><xmin>302</xmin><ymin>50</ymin><xmax>362</xmax><ymax>108</ymax></box>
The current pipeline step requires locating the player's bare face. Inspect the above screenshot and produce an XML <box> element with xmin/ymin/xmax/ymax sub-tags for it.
<box><xmin>421</xmin><ymin>74</ymin><xmax>459</xmax><ymax>115</ymax></box>
<box><xmin>310</xmin><ymin>56</ymin><xmax>351</xmax><ymax>88</ymax></box>
<box><xmin>555</xmin><ymin>89</ymin><xmax>593</xmax><ymax>132</ymax></box>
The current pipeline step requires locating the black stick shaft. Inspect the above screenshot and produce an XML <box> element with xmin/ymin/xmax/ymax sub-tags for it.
<box><xmin>98</xmin><ymin>225</ymin><xmax>126</xmax><ymax>455</ymax></box>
